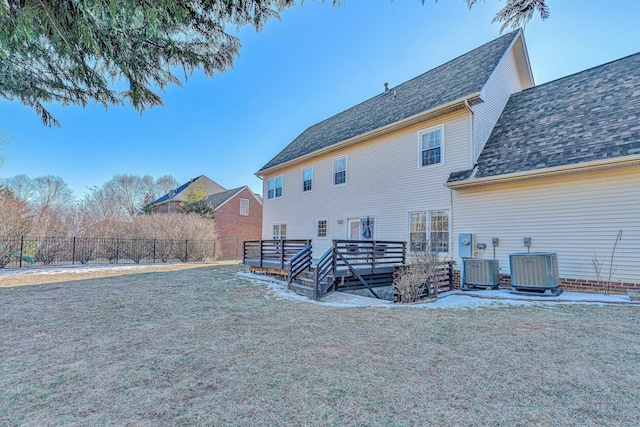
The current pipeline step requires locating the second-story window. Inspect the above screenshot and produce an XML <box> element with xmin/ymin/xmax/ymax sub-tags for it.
<box><xmin>334</xmin><ymin>156</ymin><xmax>347</xmax><ymax>186</ymax></box>
<box><xmin>267</xmin><ymin>176</ymin><xmax>283</xmax><ymax>199</ymax></box>
<box><xmin>302</xmin><ymin>167</ymin><xmax>313</xmax><ymax>192</ymax></box>
<box><xmin>240</xmin><ymin>198</ymin><xmax>249</xmax><ymax>216</ymax></box>
<box><xmin>419</xmin><ymin>126</ymin><xmax>443</xmax><ymax>168</ymax></box>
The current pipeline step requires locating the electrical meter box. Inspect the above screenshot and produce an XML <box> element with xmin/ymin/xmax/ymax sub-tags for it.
<box><xmin>458</xmin><ymin>233</ymin><xmax>473</xmax><ymax>258</ymax></box>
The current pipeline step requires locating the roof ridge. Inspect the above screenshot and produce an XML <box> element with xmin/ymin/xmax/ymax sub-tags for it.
<box><xmin>305</xmin><ymin>30</ymin><xmax>521</xmax><ymax>133</ymax></box>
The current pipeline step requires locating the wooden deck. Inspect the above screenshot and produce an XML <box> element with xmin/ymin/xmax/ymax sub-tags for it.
<box><xmin>243</xmin><ymin>239</ymin><xmax>311</xmax><ymax>271</ymax></box>
<box><xmin>244</xmin><ymin>238</ymin><xmax>455</xmax><ymax>300</ymax></box>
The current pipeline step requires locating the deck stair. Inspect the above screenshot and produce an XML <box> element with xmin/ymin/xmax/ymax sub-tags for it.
<box><xmin>289</xmin><ymin>268</ymin><xmax>334</xmax><ymax>298</ymax></box>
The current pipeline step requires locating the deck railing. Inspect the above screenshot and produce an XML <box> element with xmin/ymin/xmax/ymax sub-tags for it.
<box><xmin>287</xmin><ymin>245</ymin><xmax>312</xmax><ymax>284</ymax></box>
<box><xmin>332</xmin><ymin>240</ymin><xmax>406</xmax><ymax>276</ymax></box>
<box><xmin>242</xmin><ymin>239</ymin><xmax>312</xmax><ymax>270</ymax></box>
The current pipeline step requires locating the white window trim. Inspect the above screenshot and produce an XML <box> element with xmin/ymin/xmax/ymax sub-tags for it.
<box><xmin>240</xmin><ymin>198</ymin><xmax>249</xmax><ymax>216</ymax></box>
<box><xmin>429</xmin><ymin>209</ymin><xmax>450</xmax><ymax>255</ymax></box>
<box><xmin>316</xmin><ymin>217</ymin><xmax>328</xmax><ymax>239</ymax></box>
<box><xmin>347</xmin><ymin>216</ymin><xmax>376</xmax><ymax>240</ymax></box>
<box><xmin>407</xmin><ymin>210</ymin><xmax>427</xmax><ymax>253</ymax></box>
<box><xmin>272</xmin><ymin>222</ymin><xmax>287</xmax><ymax>240</ymax></box>
<box><xmin>267</xmin><ymin>175</ymin><xmax>283</xmax><ymax>200</ymax></box>
<box><xmin>406</xmin><ymin>209</ymin><xmax>450</xmax><ymax>254</ymax></box>
<box><xmin>417</xmin><ymin>124</ymin><xmax>445</xmax><ymax>170</ymax></box>
<box><xmin>333</xmin><ymin>155</ymin><xmax>347</xmax><ymax>187</ymax></box>
<box><xmin>302</xmin><ymin>166</ymin><xmax>313</xmax><ymax>194</ymax></box>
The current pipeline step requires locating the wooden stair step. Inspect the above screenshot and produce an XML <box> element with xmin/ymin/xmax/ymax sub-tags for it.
<box><xmin>289</xmin><ymin>282</ymin><xmax>315</xmax><ymax>297</ymax></box>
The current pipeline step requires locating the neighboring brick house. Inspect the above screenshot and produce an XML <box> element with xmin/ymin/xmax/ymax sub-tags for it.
<box><xmin>151</xmin><ymin>176</ymin><xmax>262</xmax><ymax>259</ymax></box>
<box><xmin>152</xmin><ymin>175</ymin><xmax>226</xmax><ymax>214</ymax></box>
<box><xmin>204</xmin><ymin>186</ymin><xmax>263</xmax><ymax>259</ymax></box>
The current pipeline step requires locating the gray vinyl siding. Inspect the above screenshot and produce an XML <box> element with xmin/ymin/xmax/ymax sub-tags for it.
<box><xmin>262</xmin><ymin>110</ymin><xmax>470</xmax><ymax>258</ymax></box>
<box><xmin>451</xmin><ymin>167</ymin><xmax>640</xmax><ymax>283</ymax></box>
<box><xmin>473</xmin><ymin>47</ymin><xmax>527</xmax><ymax>162</ymax></box>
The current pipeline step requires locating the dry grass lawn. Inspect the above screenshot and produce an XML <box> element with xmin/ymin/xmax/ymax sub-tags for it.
<box><xmin>1</xmin><ymin>265</ymin><xmax>639</xmax><ymax>426</ymax></box>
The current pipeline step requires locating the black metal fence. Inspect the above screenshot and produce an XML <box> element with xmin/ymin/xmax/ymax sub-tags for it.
<box><xmin>0</xmin><ymin>236</ymin><xmax>218</xmax><ymax>269</ymax></box>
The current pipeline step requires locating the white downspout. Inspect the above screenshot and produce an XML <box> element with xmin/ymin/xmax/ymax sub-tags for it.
<box><xmin>464</xmin><ymin>98</ymin><xmax>475</xmax><ymax>168</ymax></box>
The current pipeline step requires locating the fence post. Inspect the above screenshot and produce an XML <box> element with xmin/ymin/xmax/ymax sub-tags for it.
<box><xmin>116</xmin><ymin>238</ymin><xmax>119</xmax><ymax>264</ymax></box>
<box><xmin>72</xmin><ymin>236</ymin><xmax>76</xmax><ymax>265</ymax></box>
<box><xmin>185</xmin><ymin>239</ymin><xmax>188</xmax><ymax>262</ymax></box>
<box><xmin>19</xmin><ymin>235</ymin><xmax>24</xmax><ymax>268</ymax></box>
<box><xmin>153</xmin><ymin>239</ymin><xmax>156</xmax><ymax>264</ymax></box>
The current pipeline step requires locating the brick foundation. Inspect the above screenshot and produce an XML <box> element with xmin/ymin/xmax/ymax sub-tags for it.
<box><xmin>452</xmin><ymin>270</ymin><xmax>639</xmax><ymax>295</ymax></box>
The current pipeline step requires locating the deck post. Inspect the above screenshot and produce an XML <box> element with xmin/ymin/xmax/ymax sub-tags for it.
<box><xmin>401</xmin><ymin>242</ymin><xmax>407</xmax><ymax>264</ymax></box>
<box><xmin>332</xmin><ymin>240</ymin><xmax>337</xmax><ymax>277</ymax></box>
<box><xmin>371</xmin><ymin>240</ymin><xmax>376</xmax><ymax>273</ymax></box>
<box><xmin>259</xmin><ymin>240</ymin><xmax>264</xmax><ymax>267</ymax></box>
<box><xmin>280</xmin><ymin>240</ymin><xmax>285</xmax><ymax>269</ymax></box>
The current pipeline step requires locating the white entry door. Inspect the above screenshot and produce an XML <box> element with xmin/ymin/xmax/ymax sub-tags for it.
<box><xmin>348</xmin><ymin>219</ymin><xmax>360</xmax><ymax>240</ymax></box>
<box><xmin>348</xmin><ymin>217</ymin><xmax>375</xmax><ymax>240</ymax></box>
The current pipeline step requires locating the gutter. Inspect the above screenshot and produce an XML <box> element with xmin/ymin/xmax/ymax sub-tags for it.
<box><xmin>463</xmin><ymin>98</ymin><xmax>475</xmax><ymax>167</ymax></box>
<box><xmin>445</xmin><ymin>154</ymin><xmax>640</xmax><ymax>189</ymax></box>
<box><xmin>257</xmin><ymin>92</ymin><xmax>482</xmax><ymax>178</ymax></box>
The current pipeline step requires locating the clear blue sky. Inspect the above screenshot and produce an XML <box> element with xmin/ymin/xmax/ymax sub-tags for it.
<box><xmin>1</xmin><ymin>0</ymin><xmax>639</xmax><ymax>198</ymax></box>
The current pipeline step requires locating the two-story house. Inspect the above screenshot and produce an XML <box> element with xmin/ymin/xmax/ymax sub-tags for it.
<box><xmin>255</xmin><ymin>29</ymin><xmax>639</xmax><ymax>295</ymax></box>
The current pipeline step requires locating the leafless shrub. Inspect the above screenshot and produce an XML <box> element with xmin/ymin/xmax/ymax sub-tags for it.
<box><xmin>0</xmin><ymin>193</ymin><xmax>33</xmax><ymax>267</ymax></box>
<box><xmin>394</xmin><ymin>244</ymin><xmax>443</xmax><ymax>303</ymax></box>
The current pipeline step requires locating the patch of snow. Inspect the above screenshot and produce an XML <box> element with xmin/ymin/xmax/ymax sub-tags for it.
<box><xmin>238</xmin><ymin>272</ymin><xmax>638</xmax><ymax>309</ymax></box>
<box><xmin>0</xmin><ymin>263</ymin><xmax>186</xmax><ymax>277</ymax></box>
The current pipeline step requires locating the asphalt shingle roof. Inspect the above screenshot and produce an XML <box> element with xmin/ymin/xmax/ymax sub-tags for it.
<box><xmin>259</xmin><ymin>30</ymin><xmax>520</xmax><ymax>172</ymax></box>
<box><xmin>448</xmin><ymin>52</ymin><xmax>640</xmax><ymax>183</ymax></box>
<box><xmin>204</xmin><ymin>187</ymin><xmax>244</xmax><ymax>210</ymax></box>
<box><xmin>152</xmin><ymin>175</ymin><xmax>203</xmax><ymax>204</ymax></box>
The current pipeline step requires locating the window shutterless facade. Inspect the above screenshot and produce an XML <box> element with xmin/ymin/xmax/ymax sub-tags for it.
<box><xmin>408</xmin><ymin>210</ymin><xmax>449</xmax><ymax>252</ymax></box>
<box><xmin>240</xmin><ymin>198</ymin><xmax>249</xmax><ymax>216</ymax></box>
<box><xmin>267</xmin><ymin>176</ymin><xmax>283</xmax><ymax>199</ymax></box>
<box><xmin>333</xmin><ymin>156</ymin><xmax>347</xmax><ymax>186</ymax></box>
<box><xmin>430</xmin><ymin>210</ymin><xmax>449</xmax><ymax>252</ymax></box>
<box><xmin>409</xmin><ymin>212</ymin><xmax>427</xmax><ymax>252</ymax></box>
<box><xmin>418</xmin><ymin>125</ymin><xmax>443</xmax><ymax>168</ymax></box>
<box><xmin>317</xmin><ymin>219</ymin><xmax>327</xmax><ymax>238</ymax></box>
<box><xmin>302</xmin><ymin>167</ymin><xmax>313</xmax><ymax>193</ymax></box>
<box><xmin>273</xmin><ymin>223</ymin><xmax>287</xmax><ymax>240</ymax></box>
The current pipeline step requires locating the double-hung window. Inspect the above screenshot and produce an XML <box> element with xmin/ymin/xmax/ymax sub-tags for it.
<box><xmin>302</xmin><ymin>167</ymin><xmax>313</xmax><ymax>192</ymax></box>
<box><xmin>409</xmin><ymin>210</ymin><xmax>449</xmax><ymax>252</ymax></box>
<box><xmin>419</xmin><ymin>126</ymin><xmax>443</xmax><ymax>168</ymax></box>
<box><xmin>334</xmin><ymin>156</ymin><xmax>347</xmax><ymax>186</ymax></box>
<box><xmin>409</xmin><ymin>212</ymin><xmax>427</xmax><ymax>252</ymax></box>
<box><xmin>317</xmin><ymin>219</ymin><xmax>327</xmax><ymax>238</ymax></box>
<box><xmin>267</xmin><ymin>176</ymin><xmax>283</xmax><ymax>199</ymax></box>
<box><xmin>429</xmin><ymin>210</ymin><xmax>449</xmax><ymax>252</ymax></box>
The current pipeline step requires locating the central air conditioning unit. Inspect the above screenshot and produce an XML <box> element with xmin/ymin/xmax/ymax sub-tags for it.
<box><xmin>509</xmin><ymin>252</ymin><xmax>562</xmax><ymax>296</ymax></box>
<box><xmin>462</xmin><ymin>259</ymin><xmax>500</xmax><ymax>290</ymax></box>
